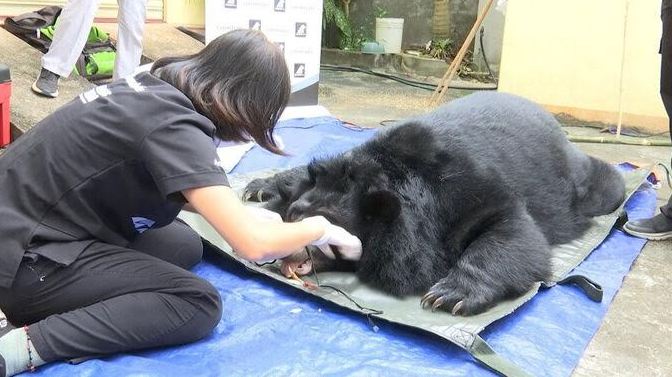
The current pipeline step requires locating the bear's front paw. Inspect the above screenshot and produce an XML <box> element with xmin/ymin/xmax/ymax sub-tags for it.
<box><xmin>243</xmin><ymin>178</ymin><xmax>276</xmax><ymax>202</ymax></box>
<box><xmin>420</xmin><ymin>276</ymin><xmax>498</xmax><ymax>316</ymax></box>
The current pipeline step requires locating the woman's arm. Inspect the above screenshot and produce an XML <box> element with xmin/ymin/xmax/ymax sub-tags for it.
<box><xmin>182</xmin><ymin>185</ymin><xmax>325</xmax><ymax>262</ymax></box>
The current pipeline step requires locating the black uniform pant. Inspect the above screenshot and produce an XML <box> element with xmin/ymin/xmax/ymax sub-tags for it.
<box><xmin>0</xmin><ymin>220</ymin><xmax>222</xmax><ymax>362</ymax></box>
<box><xmin>661</xmin><ymin>7</ymin><xmax>672</xmax><ymax>218</ymax></box>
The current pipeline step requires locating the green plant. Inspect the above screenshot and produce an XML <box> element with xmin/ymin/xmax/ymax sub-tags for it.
<box><xmin>456</xmin><ymin>53</ymin><xmax>475</xmax><ymax>77</ymax></box>
<box><xmin>423</xmin><ymin>39</ymin><xmax>476</xmax><ymax>78</ymax></box>
<box><xmin>323</xmin><ymin>0</ymin><xmax>363</xmax><ymax>50</ymax></box>
<box><xmin>425</xmin><ymin>38</ymin><xmax>453</xmax><ymax>60</ymax></box>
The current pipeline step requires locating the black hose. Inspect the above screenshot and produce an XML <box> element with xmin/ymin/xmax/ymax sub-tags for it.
<box><xmin>479</xmin><ymin>26</ymin><xmax>498</xmax><ymax>86</ymax></box>
<box><xmin>320</xmin><ymin>64</ymin><xmax>496</xmax><ymax>91</ymax></box>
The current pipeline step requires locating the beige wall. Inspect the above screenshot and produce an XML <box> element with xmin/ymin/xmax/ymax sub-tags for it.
<box><xmin>499</xmin><ymin>0</ymin><xmax>667</xmax><ymax>132</ymax></box>
<box><xmin>164</xmin><ymin>0</ymin><xmax>204</xmax><ymax>28</ymax></box>
<box><xmin>0</xmin><ymin>0</ymin><xmax>164</xmax><ymax>21</ymax></box>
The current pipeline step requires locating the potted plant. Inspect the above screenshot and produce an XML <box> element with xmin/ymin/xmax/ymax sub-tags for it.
<box><xmin>374</xmin><ymin>5</ymin><xmax>404</xmax><ymax>54</ymax></box>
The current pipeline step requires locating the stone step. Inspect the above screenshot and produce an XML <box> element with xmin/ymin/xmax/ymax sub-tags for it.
<box><xmin>98</xmin><ymin>22</ymin><xmax>204</xmax><ymax>63</ymax></box>
<box><xmin>0</xmin><ymin>22</ymin><xmax>204</xmax><ymax>142</ymax></box>
<box><xmin>0</xmin><ymin>26</ymin><xmax>93</xmax><ymax>139</ymax></box>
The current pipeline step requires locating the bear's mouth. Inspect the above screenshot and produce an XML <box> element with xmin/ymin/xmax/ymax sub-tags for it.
<box><xmin>281</xmin><ymin>258</ymin><xmax>313</xmax><ymax>277</ymax></box>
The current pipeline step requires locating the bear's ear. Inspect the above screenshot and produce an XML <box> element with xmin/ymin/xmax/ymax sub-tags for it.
<box><xmin>360</xmin><ymin>190</ymin><xmax>401</xmax><ymax>224</ymax></box>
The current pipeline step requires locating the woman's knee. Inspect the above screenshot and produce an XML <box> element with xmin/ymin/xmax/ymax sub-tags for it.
<box><xmin>197</xmin><ymin>278</ymin><xmax>223</xmax><ymax>329</ymax></box>
<box><xmin>172</xmin><ymin>234</ymin><xmax>203</xmax><ymax>270</ymax></box>
<box><xmin>166</xmin><ymin>219</ymin><xmax>204</xmax><ymax>269</ymax></box>
<box><xmin>177</xmin><ymin>276</ymin><xmax>223</xmax><ymax>339</ymax></box>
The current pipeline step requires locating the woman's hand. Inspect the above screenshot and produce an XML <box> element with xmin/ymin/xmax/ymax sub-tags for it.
<box><xmin>183</xmin><ymin>185</ymin><xmax>324</xmax><ymax>262</ymax></box>
<box><xmin>301</xmin><ymin>216</ymin><xmax>363</xmax><ymax>261</ymax></box>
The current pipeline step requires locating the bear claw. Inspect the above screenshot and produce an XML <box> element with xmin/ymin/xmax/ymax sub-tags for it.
<box><xmin>431</xmin><ymin>297</ymin><xmax>445</xmax><ymax>312</ymax></box>
<box><xmin>451</xmin><ymin>300</ymin><xmax>463</xmax><ymax>315</ymax></box>
<box><xmin>421</xmin><ymin>288</ymin><xmax>468</xmax><ymax>315</ymax></box>
<box><xmin>420</xmin><ymin>291</ymin><xmax>437</xmax><ymax>309</ymax></box>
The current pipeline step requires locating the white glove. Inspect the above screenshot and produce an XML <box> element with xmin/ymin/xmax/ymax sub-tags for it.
<box><xmin>302</xmin><ymin>216</ymin><xmax>362</xmax><ymax>261</ymax></box>
<box><xmin>246</xmin><ymin>206</ymin><xmax>282</xmax><ymax>223</ymax></box>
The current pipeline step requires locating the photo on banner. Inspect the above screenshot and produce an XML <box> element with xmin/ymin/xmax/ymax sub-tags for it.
<box><xmin>205</xmin><ymin>0</ymin><xmax>323</xmax><ymax>105</ymax></box>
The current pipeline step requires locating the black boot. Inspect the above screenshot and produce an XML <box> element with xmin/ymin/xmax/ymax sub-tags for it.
<box><xmin>623</xmin><ymin>213</ymin><xmax>672</xmax><ymax>240</ymax></box>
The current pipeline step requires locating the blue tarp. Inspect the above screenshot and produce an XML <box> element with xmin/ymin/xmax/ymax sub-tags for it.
<box><xmin>33</xmin><ymin>117</ymin><xmax>657</xmax><ymax>377</ymax></box>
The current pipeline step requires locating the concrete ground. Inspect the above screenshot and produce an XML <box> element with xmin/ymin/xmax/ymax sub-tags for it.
<box><xmin>318</xmin><ymin>69</ymin><xmax>672</xmax><ymax>377</ymax></box>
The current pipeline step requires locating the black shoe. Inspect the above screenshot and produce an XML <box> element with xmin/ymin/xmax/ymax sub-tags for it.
<box><xmin>31</xmin><ymin>68</ymin><xmax>60</xmax><ymax>98</ymax></box>
<box><xmin>623</xmin><ymin>213</ymin><xmax>672</xmax><ymax>240</ymax></box>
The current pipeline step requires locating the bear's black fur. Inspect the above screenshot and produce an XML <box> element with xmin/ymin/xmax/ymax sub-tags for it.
<box><xmin>244</xmin><ymin>92</ymin><xmax>626</xmax><ymax>315</ymax></box>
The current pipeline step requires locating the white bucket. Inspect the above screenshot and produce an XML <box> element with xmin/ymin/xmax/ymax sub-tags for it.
<box><xmin>375</xmin><ymin>18</ymin><xmax>404</xmax><ymax>54</ymax></box>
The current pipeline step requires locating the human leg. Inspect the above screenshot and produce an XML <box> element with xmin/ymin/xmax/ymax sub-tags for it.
<box><xmin>623</xmin><ymin>7</ymin><xmax>672</xmax><ymax>240</ymax></box>
<box><xmin>114</xmin><ymin>0</ymin><xmax>148</xmax><ymax>79</ymax></box>
<box><xmin>32</xmin><ymin>0</ymin><xmax>103</xmax><ymax>97</ymax></box>
<box><xmin>41</xmin><ymin>0</ymin><xmax>103</xmax><ymax>77</ymax></box>
<box><xmin>0</xmin><ymin>242</ymin><xmax>222</xmax><ymax>375</ymax></box>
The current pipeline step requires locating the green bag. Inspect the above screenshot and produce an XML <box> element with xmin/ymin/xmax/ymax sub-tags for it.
<box><xmin>40</xmin><ymin>20</ymin><xmax>116</xmax><ymax>79</ymax></box>
<box><xmin>4</xmin><ymin>6</ymin><xmax>116</xmax><ymax>80</ymax></box>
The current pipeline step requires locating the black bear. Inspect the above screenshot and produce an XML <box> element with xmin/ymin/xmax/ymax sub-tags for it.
<box><xmin>243</xmin><ymin>92</ymin><xmax>626</xmax><ymax>316</ymax></box>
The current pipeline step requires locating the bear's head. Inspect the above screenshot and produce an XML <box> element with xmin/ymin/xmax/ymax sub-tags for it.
<box><xmin>286</xmin><ymin>152</ymin><xmax>402</xmax><ymax>251</ymax></box>
<box><xmin>279</xmin><ymin>152</ymin><xmax>404</xmax><ymax>278</ymax></box>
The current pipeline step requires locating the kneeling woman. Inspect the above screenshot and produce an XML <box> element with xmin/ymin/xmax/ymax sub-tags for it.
<box><xmin>0</xmin><ymin>29</ymin><xmax>360</xmax><ymax>376</ymax></box>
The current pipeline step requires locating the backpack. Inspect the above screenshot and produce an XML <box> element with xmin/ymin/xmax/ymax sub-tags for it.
<box><xmin>3</xmin><ymin>6</ymin><xmax>116</xmax><ymax>80</ymax></box>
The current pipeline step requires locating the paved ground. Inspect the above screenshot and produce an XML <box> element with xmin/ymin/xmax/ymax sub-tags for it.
<box><xmin>318</xmin><ymin>69</ymin><xmax>672</xmax><ymax>377</ymax></box>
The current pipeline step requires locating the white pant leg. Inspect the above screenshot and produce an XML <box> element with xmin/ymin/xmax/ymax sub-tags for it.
<box><xmin>41</xmin><ymin>0</ymin><xmax>103</xmax><ymax>78</ymax></box>
<box><xmin>114</xmin><ymin>0</ymin><xmax>148</xmax><ymax>79</ymax></box>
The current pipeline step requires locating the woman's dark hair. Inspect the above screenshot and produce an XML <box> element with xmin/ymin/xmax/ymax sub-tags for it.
<box><xmin>151</xmin><ymin>29</ymin><xmax>290</xmax><ymax>154</ymax></box>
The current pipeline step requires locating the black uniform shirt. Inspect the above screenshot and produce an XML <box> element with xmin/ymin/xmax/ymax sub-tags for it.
<box><xmin>0</xmin><ymin>72</ymin><xmax>230</xmax><ymax>287</ymax></box>
<box><xmin>665</xmin><ymin>0</ymin><xmax>672</xmax><ymax>11</ymax></box>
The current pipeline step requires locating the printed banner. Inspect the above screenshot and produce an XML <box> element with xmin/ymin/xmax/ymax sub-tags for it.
<box><xmin>205</xmin><ymin>0</ymin><xmax>323</xmax><ymax>105</ymax></box>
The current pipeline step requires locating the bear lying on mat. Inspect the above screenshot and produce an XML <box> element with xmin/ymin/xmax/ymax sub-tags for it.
<box><xmin>243</xmin><ymin>92</ymin><xmax>626</xmax><ymax>316</ymax></box>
